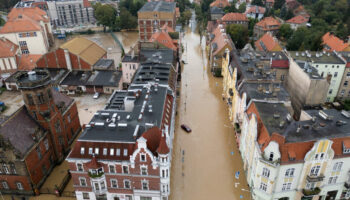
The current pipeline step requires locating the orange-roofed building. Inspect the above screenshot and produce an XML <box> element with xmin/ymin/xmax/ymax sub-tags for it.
<box><xmin>220</xmin><ymin>13</ymin><xmax>249</xmax><ymax>27</ymax></box>
<box><xmin>254</xmin><ymin>16</ymin><xmax>280</xmax><ymax>38</ymax></box>
<box><xmin>245</xmin><ymin>5</ymin><xmax>266</xmax><ymax>20</ymax></box>
<box><xmin>210</xmin><ymin>0</ymin><xmax>230</xmax><ymax>8</ymax></box>
<box><xmin>149</xmin><ymin>31</ymin><xmax>177</xmax><ymax>51</ymax></box>
<box><xmin>0</xmin><ymin>7</ymin><xmax>53</xmax><ymax>55</ymax></box>
<box><xmin>16</xmin><ymin>54</ymin><xmax>42</xmax><ymax>71</ymax></box>
<box><xmin>0</xmin><ymin>37</ymin><xmax>19</xmax><ymax>75</ymax></box>
<box><xmin>286</xmin><ymin>15</ymin><xmax>308</xmax><ymax>30</ymax></box>
<box><xmin>255</xmin><ymin>32</ymin><xmax>282</xmax><ymax>52</ymax></box>
<box><xmin>238</xmin><ymin>99</ymin><xmax>350</xmax><ymax>200</ymax></box>
<box><xmin>322</xmin><ymin>32</ymin><xmax>350</xmax><ymax>52</ymax></box>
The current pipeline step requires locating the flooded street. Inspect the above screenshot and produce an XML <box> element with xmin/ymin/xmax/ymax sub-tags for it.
<box><xmin>114</xmin><ymin>31</ymin><xmax>139</xmax><ymax>53</ymax></box>
<box><xmin>169</xmin><ymin>25</ymin><xmax>251</xmax><ymax>199</ymax></box>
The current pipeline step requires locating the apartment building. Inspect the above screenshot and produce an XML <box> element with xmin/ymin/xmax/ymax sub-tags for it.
<box><xmin>255</xmin><ymin>32</ymin><xmax>282</xmax><ymax>52</ymax></box>
<box><xmin>220</xmin><ymin>13</ymin><xmax>249</xmax><ymax>28</ymax></box>
<box><xmin>138</xmin><ymin>1</ymin><xmax>176</xmax><ymax>41</ymax></box>
<box><xmin>254</xmin><ymin>17</ymin><xmax>280</xmax><ymax>39</ymax></box>
<box><xmin>289</xmin><ymin>51</ymin><xmax>346</xmax><ymax>102</ymax></box>
<box><xmin>0</xmin><ymin>7</ymin><xmax>53</xmax><ymax>54</ymax></box>
<box><xmin>337</xmin><ymin>52</ymin><xmax>350</xmax><ymax>100</ymax></box>
<box><xmin>0</xmin><ymin>37</ymin><xmax>19</xmax><ymax>74</ymax></box>
<box><xmin>0</xmin><ymin>69</ymin><xmax>81</xmax><ymax>196</ymax></box>
<box><xmin>245</xmin><ymin>6</ymin><xmax>266</xmax><ymax>20</ymax></box>
<box><xmin>286</xmin><ymin>15</ymin><xmax>308</xmax><ymax>30</ymax></box>
<box><xmin>46</xmin><ymin>0</ymin><xmax>95</xmax><ymax>28</ymax></box>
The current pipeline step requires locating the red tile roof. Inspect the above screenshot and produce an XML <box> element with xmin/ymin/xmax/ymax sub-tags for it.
<box><xmin>210</xmin><ymin>0</ymin><xmax>230</xmax><ymax>8</ymax></box>
<box><xmin>142</xmin><ymin>127</ymin><xmax>162</xmax><ymax>154</ymax></box>
<box><xmin>255</xmin><ymin>17</ymin><xmax>280</xmax><ymax>30</ymax></box>
<box><xmin>286</xmin><ymin>15</ymin><xmax>308</xmax><ymax>24</ymax></box>
<box><xmin>322</xmin><ymin>32</ymin><xmax>350</xmax><ymax>52</ymax></box>
<box><xmin>211</xmin><ymin>26</ymin><xmax>233</xmax><ymax>55</ymax></box>
<box><xmin>161</xmin><ymin>24</ymin><xmax>175</xmax><ymax>33</ymax></box>
<box><xmin>255</xmin><ymin>32</ymin><xmax>282</xmax><ymax>52</ymax></box>
<box><xmin>7</xmin><ymin>7</ymin><xmax>49</xmax><ymax>22</ymax></box>
<box><xmin>271</xmin><ymin>60</ymin><xmax>289</xmax><ymax>68</ymax></box>
<box><xmin>245</xmin><ymin>6</ymin><xmax>266</xmax><ymax>14</ymax></box>
<box><xmin>0</xmin><ymin>38</ymin><xmax>18</xmax><ymax>58</ymax></box>
<box><xmin>17</xmin><ymin>54</ymin><xmax>42</xmax><ymax>71</ymax></box>
<box><xmin>85</xmin><ymin>155</ymin><xmax>102</xmax><ymax>169</ymax></box>
<box><xmin>157</xmin><ymin>133</ymin><xmax>169</xmax><ymax>154</ymax></box>
<box><xmin>149</xmin><ymin>31</ymin><xmax>177</xmax><ymax>50</ymax></box>
<box><xmin>221</xmin><ymin>13</ymin><xmax>248</xmax><ymax>22</ymax></box>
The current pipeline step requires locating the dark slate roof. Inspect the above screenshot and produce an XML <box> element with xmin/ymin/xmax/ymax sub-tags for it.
<box><xmin>0</xmin><ymin>107</ymin><xmax>44</xmax><ymax>157</ymax></box>
<box><xmin>79</xmin><ymin>85</ymin><xmax>171</xmax><ymax>142</ymax></box>
<box><xmin>5</xmin><ymin>69</ymin><xmax>68</xmax><ymax>84</ymax></box>
<box><xmin>289</xmin><ymin>51</ymin><xmax>345</xmax><ymax>64</ymax></box>
<box><xmin>139</xmin><ymin>48</ymin><xmax>174</xmax><ymax>64</ymax></box>
<box><xmin>122</xmin><ymin>54</ymin><xmax>139</xmax><ymax>63</ymax></box>
<box><xmin>132</xmin><ymin>63</ymin><xmax>172</xmax><ymax>85</ymax></box>
<box><xmin>210</xmin><ymin>6</ymin><xmax>224</xmax><ymax>14</ymax></box>
<box><xmin>86</xmin><ymin>70</ymin><xmax>122</xmax><ymax>87</ymax></box>
<box><xmin>60</xmin><ymin>70</ymin><xmax>92</xmax><ymax>86</ymax></box>
<box><xmin>93</xmin><ymin>59</ymin><xmax>114</xmax><ymax>70</ymax></box>
<box><xmin>295</xmin><ymin>61</ymin><xmax>323</xmax><ymax>79</ymax></box>
<box><xmin>52</xmin><ymin>89</ymin><xmax>74</xmax><ymax>112</ymax></box>
<box><xmin>138</xmin><ymin>1</ymin><xmax>176</xmax><ymax>13</ymax></box>
<box><xmin>283</xmin><ymin>109</ymin><xmax>350</xmax><ymax>143</ymax></box>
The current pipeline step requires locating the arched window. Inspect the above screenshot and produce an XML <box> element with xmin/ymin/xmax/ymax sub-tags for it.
<box><xmin>269</xmin><ymin>152</ymin><xmax>274</xmax><ymax>161</ymax></box>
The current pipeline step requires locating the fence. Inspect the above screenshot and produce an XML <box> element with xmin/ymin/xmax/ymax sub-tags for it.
<box><xmin>40</xmin><ymin>171</ymin><xmax>73</xmax><ymax>197</ymax></box>
<box><xmin>110</xmin><ymin>32</ymin><xmax>125</xmax><ymax>54</ymax></box>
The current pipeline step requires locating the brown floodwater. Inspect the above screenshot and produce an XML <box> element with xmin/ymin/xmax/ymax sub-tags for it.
<box><xmin>169</xmin><ymin>29</ymin><xmax>251</xmax><ymax>200</ymax></box>
<box><xmin>114</xmin><ymin>31</ymin><xmax>139</xmax><ymax>53</ymax></box>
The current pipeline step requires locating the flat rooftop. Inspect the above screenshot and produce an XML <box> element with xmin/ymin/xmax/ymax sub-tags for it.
<box><xmin>132</xmin><ymin>63</ymin><xmax>172</xmax><ymax>85</ymax></box>
<box><xmin>289</xmin><ymin>51</ymin><xmax>345</xmax><ymax>64</ymax></box>
<box><xmin>138</xmin><ymin>1</ymin><xmax>176</xmax><ymax>13</ymax></box>
<box><xmin>295</xmin><ymin>61</ymin><xmax>323</xmax><ymax>79</ymax></box>
<box><xmin>239</xmin><ymin>82</ymin><xmax>290</xmax><ymax>102</ymax></box>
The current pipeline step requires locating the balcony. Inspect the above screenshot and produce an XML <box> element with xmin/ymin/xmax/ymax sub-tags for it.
<box><xmin>344</xmin><ymin>182</ymin><xmax>350</xmax><ymax>189</ymax></box>
<box><xmin>306</xmin><ymin>174</ymin><xmax>325</xmax><ymax>182</ymax></box>
<box><xmin>302</xmin><ymin>187</ymin><xmax>321</xmax><ymax>196</ymax></box>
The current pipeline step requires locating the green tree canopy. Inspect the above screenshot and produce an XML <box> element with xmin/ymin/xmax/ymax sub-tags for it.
<box><xmin>0</xmin><ymin>17</ymin><xmax>5</xmax><ymax>26</ymax></box>
<box><xmin>119</xmin><ymin>0</ymin><xmax>147</xmax><ymax>16</ymax></box>
<box><xmin>115</xmin><ymin>8</ymin><xmax>138</xmax><ymax>30</ymax></box>
<box><xmin>226</xmin><ymin>24</ymin><xmax>249</xmax><ymax>49</ymax></box>
<box><xmin>251</xmin><ymin>0</ymin><xmax>263</xmax><ymax>6</ymax></box>
<box><xmin>278</xmin><ymin>24</ymin><xmax>293</xmax><ymax>41</ymax></box>
<box><xmin>94</xmin><ymin>3</ymin><xmax>117</xmax><ymax>32</ymax></box>
<box><xmin>237</xmin><ymin>3</ymin><xmax>246</xmax><ymax>13</ymax></box>
<box><xmin>223</xmin><ymin>4</ymin><xmax>237</xmax><ymax>13</ymax></box>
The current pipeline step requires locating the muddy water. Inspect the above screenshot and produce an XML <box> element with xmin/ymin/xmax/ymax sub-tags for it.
<box><xmin>169</xmin><ymin>29</ymin><xmax>251</xmax><ymax>200</ymax></box>
<box><xmin>114</xmin><ymin>31</ymin><xmax>139</xmax><ymax>53</ymax></box>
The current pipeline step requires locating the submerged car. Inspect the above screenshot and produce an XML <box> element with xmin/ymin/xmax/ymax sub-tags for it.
<box><xmin>93</xmin><ymin>92</ymin><xmax>100</xmax><ymax>99</ymax></box>
<box><xmin>181</xmin><ymin>124</ymin><xmax>191</xmax><ymax>133</ymax></box>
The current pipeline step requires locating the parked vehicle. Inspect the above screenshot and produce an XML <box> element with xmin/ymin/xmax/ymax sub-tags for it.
<box><xmin>93</xmin><ymin>92</ymin><xmax>100</xmax><ymax>99</ymax></box>
<box><xmin>181</xmin><ymin>124</ymin><xmax>191</xmax><ymax>133</ymax></box>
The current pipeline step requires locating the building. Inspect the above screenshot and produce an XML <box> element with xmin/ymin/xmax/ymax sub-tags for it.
<box><xmin>289</xmin><ymin>51</ymin><xmax>346</xmax><ymax>102</ymax></box>
<box><xmin>149</xmin><ymin>31</ymin><xmax>177</xmax><ymax>51</ymax></box>
<box><xmin>336</xmin><ymin>52</ymin><xmax>350</xmax><ymax>100</ymax></box>
<box><xmin>322</xmin><ymin>32</ymin><xmax>350</xmax><ymax>52</ymax></box>
<box><xmin>0</xmin><ymin>37</ymin><xmax>19</xmax><ymax>75</ymax></box>
<box><xmin>0</xmin><ymin>69</ymin><xmax>81</xmax><ymax>196</ymax></box>
<box><xmin>210</xmin><ymin>6</ymin><xmax>225</xmax><ymax>21</ymax></box>
<box><xmin>46</xmin><ymin>0</ymin><xmax>95</xmax><ymax>28</ymax></box>
<box><xmin>264</xmin><ymin>0</ymin><xmax>274</xmax><ymax>9</ymax></box>
<box><xmin>270</xmin><ymin>51</ymin><xmax>290</xmax><ymax>83</ymax></box>
<box><xmin>254</xmin><ymin>17</ymin><xmax>280</xmax><ymax>39</ymax></box>
<box><xmin>220</xmin><ymin>13</ymin><xmax>248</xmax><ymax>27</ymax></box>
<box><xmin>255</xmin><ymin>32</ymin><xmax>282</xmax><ymax>52</ymax></box>
<box><xmin>0</xmin><ymin>7</ymin><xmax>53</xmax><ymax>54</ymax></box>
<box><xmin>286</xmin><ymin>15</ymin><xmax>308</xmax><ymax>30</ymax></box>
<box><xmin>137</xmin><ymin>1</ymin><xmax>176</xmax><ymax>41</ymax></box>
<box><xmin>239</xmin><ymin>101</ymin><xmax>350</xmax><ymax>200</ymax></box>
<box><xmin>208</xmin><ymin>25</ymin><xmax>234</xmax><ymax>76</ymax></box>
<box><xmin>245</xmin><ymin>6</ymin><xmax>266</xmax><ymax>20</ymax></box>
<box><xmin>209</xmin><ymin>0</ymin><xmax>230</xmax><ymax>8</ymax></box>
<box><xmin>286</xmin><ymin>55</ymin><xmax>330</xmax><ymax>118</ymax></box>
<box><xmin>36</xmin><ymin>37</ymin><xmax>107</xmax><ymax>70</ymax></box>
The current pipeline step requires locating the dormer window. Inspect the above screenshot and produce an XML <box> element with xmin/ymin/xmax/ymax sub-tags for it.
<box><xmin>140</xmin><ymin>154</ymin><xmax>146</xmax><ymax>162</ymax></box>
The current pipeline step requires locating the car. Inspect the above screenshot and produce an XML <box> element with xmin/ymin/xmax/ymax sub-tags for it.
<box><xmin>181</xmin><ymin>124</ymin><xmax>191</xmax><ymax>133</ymax></box>
<box><xmin>93</xmin><ymin>92</ymin><xmax>100</xmax><ymax>99</ymax></box>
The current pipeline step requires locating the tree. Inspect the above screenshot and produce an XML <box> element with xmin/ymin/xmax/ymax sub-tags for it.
<box><xmin>0</xmin><ymin>17</ymin><xmax>5</xmax><ymax>26</ymax></box>
<box><xmin>274</xmin><ymin>0</ymin><xmax>285</xmax><ymax>10</ymax></box>
<box><xmin>248</xmin><ymin>18</ymin><xmax>258</xmax><ymax>36</ymax></box>
<box><xmin>237</xmin><ymin>3</ymin><xmax>246</xmax><ymax>13</ymax></box>
<box><xmin>251</xmin><ymin>0</ymin><xmax>263</xmax><ymax>6</ymax></box>
<box><xmin>286</xmin><ymin>27</ymin><xmax>307</xmax><ymax>50</ymax></box>
<box><xmin>115</xmin><ymin>8</ymin><xmax>138</xmax><ymax>30</ymax></box>
<box><xmin>182</xmin><ymin>10</ymin><xmax>192</xmax><ymax>25</ymax></box>
<box><xmin>278</xmin><ymin>24</ymin><xmax>293</xmax><ymax>41</ymax></box>
<box><xmin>119</xmin><ymin>0</ymin><xmax>146</xmax><ymax>16</ymax></box>
<box><xmin>336</xmin><ymin>23</ymin><xmax>348</xmax><ymax>39</ymax></box>
<box><xmin>226</xmin><ymin>24</ymin><xmax>249</xmax><ymax>49</ymax></box>
<box><xmin>223</xmin><ymin>4</ymin><xmax>237</xmax><ymax>13</ymax></box>
<box><xmin>94</xmin><ymin>3</ymin><xmax>117</xmax><ymax>32</ymax></box>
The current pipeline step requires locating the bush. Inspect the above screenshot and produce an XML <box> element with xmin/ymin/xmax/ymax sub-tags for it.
<box><xmin>169</xmin><ymin>32</ymin><xmax>179</xmax><ymax>39</ymax></box>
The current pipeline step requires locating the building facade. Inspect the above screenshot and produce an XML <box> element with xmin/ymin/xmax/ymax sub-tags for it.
<box><xmin>0</xmin><ymin>37</ymin><xmax>19</xmax><ymax>75</ymax></box>
<box><xmin>254</xmin><ymin>17</ymin><xmax>281</xmax><ymax>39</ymax></box>
<box><xmin>138</xmin><ymin>1</ymin><xmax>176</xmax><ymax>41</ymax></box>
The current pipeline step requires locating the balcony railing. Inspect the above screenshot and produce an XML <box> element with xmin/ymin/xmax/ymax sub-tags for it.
<box><xmin>306</xmin><ymin>174</ymin><xmax>325</xmax><ymax>182</ymax></box>
<box><xmin>302</xmin><ymin>187</ymin><xmax>321</xmax><ymax>196</ymax></box>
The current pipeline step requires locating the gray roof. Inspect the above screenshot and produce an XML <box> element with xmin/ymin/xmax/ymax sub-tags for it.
<box><xmin>6</xmin><ymin>69</ymin><xmax>68</xmax><ymax>84</ymax></box>
<box><xmin>79</xmin><ymin>85</ymin><xmax>171</xmax><ymax>142</ymax></box>
<box><xmin>339</xmin><ymin>52</ymin><xmax>350</xmax><ymax>63</ymax></box>
<box><xmin>122</xmin><ymin>54</ymin><xmax>139</xmax><ymax>63</ymax></box>
<box><xmin>132</xmin><ymin>63</ymin><xmax>172</xmax><ymax>85</ymax></box>
<box><xmin>60</xmin><ymin>70</ymin><xmax>92</xmax><ymax>86</ymax></box>
<box><xmin>86</xmin><ymin>70</ymin><xmax>122</xmax><ymax>87</ymax></box>
<box><xmin>140</xmin><ymin>48</ymin><xmax>174</xmax><ymax>64</ymax></box>
<box><xmin>289</xmin><ymin>51</ymin><xmax>345</xmax><ymax>64</ymax></box>
<box><xmin>239</xmin><ymin>82</ymin><xmax>290</xmax><ymax>103</ymax></box>
<box><xmin>138</xmin><ymin>1</ymin><xmax>176</xmax><ymax>13</ymax></box>
<box><xmin>93</xmin><ymin>59</ymin><xmax>114</xmax><ymax>70</ymax></box>
<box><xmin>0</xmin><ymin>107</ymin><xmax>45</xmax><ymax>157</ymax></box>
<box><xmin>295</xmin><ymin>61</ymin><xmax>323</xmax><ymax>79</ymax></box>
<box><xmin>210</xmin><ymin>6</ymin><xmax>224</xmax><ymax>14</ymax></box>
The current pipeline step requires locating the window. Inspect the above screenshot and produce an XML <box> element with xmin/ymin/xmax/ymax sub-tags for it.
<box><xmin>345</xmin><ymin>81</ymin><xmax>348</xmax><ymax>86</ymax></box>
<box><xmin>320</xmin><ymin>153</ymin><xmax>324</xmax><ymax>159</ymax></box>
<box><xmin>2</xmin><ymin>164</ymin><xmax>8</xmax><ymax>174</ymax></box>
<box><xmin>162</xmin><ymin>169</ymin><xmax>165</xmax><ymax>178</ymax></box>
<box><xmin>123</xmin><ymin>166</ymin><xmax>129</xmax><ymax>174</ymax></box>
<box><xmin>55</xmin><ymin>121</ymin><xmax>61</xmax><ymax>133</ymax></box>
<box><xmin>141</xmin><ymin>166</ymin><xmax>147</xmax><ymax>175</ymax></box>
<box><xmin>328</xmin><ymin>176</ymin><xmax>338</xmax><ymax>184</ymax></box>
<box><xmin>306</xmin><ymin>182</ymin><xmax>315</xmax><ymax>189</ymax></box>
<box><xmin>310</xmin><ymin>166</ymin><xmax>320</xmax><ymax>176</ymax></box>
<box><xmin>124</xmin><ymin>180</ymin><xmax>130</xmax><ymax>189</ymax></box>
<box><xmin>19</xmin><ymin>41</ymin><xmax>27</xmax><ymax>47</ymax></box>
<box><xmin>44</xmin><ymin>139</ymin><xmax>49</xmax><ymax>150</ymax></box>
<box><xmin>333</xmin><ymin>162</ymin><xmax>343</xmax><ymax>171</ymax></box>
<box><xmin>79</xmin><ymin>177</ymin><xmax>87</xmax><ymax>186</ymax></box>
<box><xmin>116</xmin><ymin>148</ymin><xmax>120</xmax><ymax>156</ymax></box>
<box><xmin>123</xmin><ymin>149</ymin><xmax>128</xmax><ymax>156</ymax></box>
<box><xmin>16</xmin><ymin>182</ymin><xmax>23</xmax><ymax>190</ymax></box>
<box><xmin>341</xmin><ymin>90</ymin><xmax>345</xmax><ymax>96</ymax></box>
<box><xmin>82</xmin><ymin>193</ymin><xmax>89</xmax><ymax>199</ymax></box>
<box><xmin>94</xmin><ymin>182</ymin><xmax>99</xmax><ymax>191</ymax></box>
<box><xmin>269</xmin><ymin>152</ymin><xmax>274</xmax><ymax>161</ymax></box>
<box><xmin>347</xmin><ymin>72</ymin><xmax>350</xmax><ymax>77</ymax></box>
<box><xmin>100</xmin><ymin>181</ymin><xmax>106</xmax><ymax>190</ymax></box>
<box><xmin>77</xmin><ymin>163</ymin><xmax>83</xmax><ymax>172</ymax></box>
<box><xmin>282</xmin><ymin>183</ymin><xmax>291</xmax><ymax>191</ymax></box>
<box><xmin>259</xmin><ymin>182</ymin><xmax>267</xmax><ymax>191</ymax></box>
<box><xmin>315</xmin><ymin>154</ymin><xmax>318</xmax><ymax>159</ymax></box>
<box><xmin>285</xmin><ymin>168</ymin><xmax>295</xmax><ymax>177</ymax></box>
<box><xmin>26</xmin><ymin>94</ymin><xmax>34</xmax><ymax>105</ymax></box>
<box><xmin>37</xmin><ymin>92</ymin><xmax>45</xmax><ymax>104</ymax></box>
<box><xmin>33</xmin><ymin>32</ymin><xmax>37</xmax><ymax>36</ymax></box>
<box><xmin>329</xmin><ymin>89</ymin><xmax>333</xmax><ymax>94</ymax></box>
<box><xmin>95</xmin><ymin>148</ymin><xmax>99</xmax><ymax>155</ymax></box>
<box><xmin>103</xmin><ymin>148</ymin><xmax>107</xmax><ymax>155</ymax></box>
<box><xmin>36</xmin><ymin>147</ymin><xmax>42</xmax><ymax>160</ymax></box>
<box><xmin>81</xmin><ymin>147</ymin><xmax>85</xmax><ymax>155</ymax></box>
<box><xmin>142</xmin><ymin>181</ymin><xmax>149</xmax><ymax>190</ymax></box>
<box><xmin>262</xmin><ymin>168</ymin><xmax>270</xmax><ymax>178</ymax></box>
<box><xmin>109</xmin><ymin>165</ymin><xmax>116</xmax><ymax>173</ymax></box>
<box><xmin>111</xmin><ymin>179</ymin><xmax>118</xmax><ymax>188</ymax></box>
<box><xmin>88</xmin><ymin>148</ymin><xmax>93</xmax><ymax>155</ymax></box>
<box><xmin>110</xmin><ymin>148</ymin><xmax>114</xmax><ymax>156</ymax></box>
<box><xmin>334</xmin><ymin>72</ymin><xmax>338</xmax><ymax>77</ymax></box>
<box><xmin>10</xmin><ymin>163</ymin><xmax>16</xmax><ymax>174</ymax></box>
<box><xmin>32</xmin><ymin>111</ymin><xmax>37</xmax><ymax>120</ymax></box>
<box><xmin>2</xmin><ymin>181</ymin><xmax>9</xmax><ymax>189</ymax></box>
<box><xmin>141</xmin><ymin>154</ymin><xmax>146</xmax><ymax>162</ymax></box>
